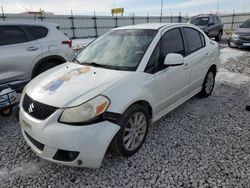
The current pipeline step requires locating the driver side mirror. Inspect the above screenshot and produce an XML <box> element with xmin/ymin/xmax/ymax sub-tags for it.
<box><xmin>164</xmin><ymin>53</ymin><xmax>184</xmax><ymax>66</ymax></box>
<box><xmin>238</xmin><ymin>24</ymin><xmax>242</xmax><ymax>28</ymax></box>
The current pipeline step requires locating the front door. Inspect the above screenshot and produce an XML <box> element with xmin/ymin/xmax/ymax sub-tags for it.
<box><xmin>145</xmin><ymin>28</ymin><xmax>191</xmax><ymax>117</ymax></box>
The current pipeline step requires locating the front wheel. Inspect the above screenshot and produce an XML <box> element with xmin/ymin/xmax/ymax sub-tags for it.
<box><xmin>111</xmin><ymin>104</ymin><xmax>149</xmax><ymax>156</ymax></box>
<box><xmin>198</xmin><ymin>69</ymin><xmax>215</xmax><ymax>98</ymax></box>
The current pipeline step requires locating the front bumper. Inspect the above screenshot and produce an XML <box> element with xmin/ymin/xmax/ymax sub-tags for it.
<box><xmin>19</xmin><ymin>107</ymin><xmax>120</xmax><ymax>168</ymax></box>
<box><xmin>228</xmin><ymin>38</ymin><xmax>250</xmax><ymax>48</ymax></box>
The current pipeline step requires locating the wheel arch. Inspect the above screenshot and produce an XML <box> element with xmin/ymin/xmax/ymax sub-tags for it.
<box><xmin>32</xmin><ymin>55</ymin><xmax>66</xmax><ymax>78</ymax></box>
<box><xmin>209</xmin><ymin>64</ymin><xmax>217</xmax><ymax>76</ymax></box>
<box><xmin>122</xmin><ymin>100</ymin><xmax>153</xmax><ymax>120</ymax></box>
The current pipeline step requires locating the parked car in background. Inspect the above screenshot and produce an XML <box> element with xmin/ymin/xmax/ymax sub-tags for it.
<box><xmin>228</xmin><ymin>19</ymin><xmax>250</xmax><ymax>48</ymax></box>
<box><xmin>189</xmin><ymin>14</ymin><xmax>223</xmax><ymax>41</ymax></box>
<box><xmin>0</xmin><ymin>21</ymin><xmax>74</xmax><ymax>90</ymax></box>
<box><xmin>19</xmin><ymin>23</ymin><xmax>220</xmax><ymax>168</ymax></box>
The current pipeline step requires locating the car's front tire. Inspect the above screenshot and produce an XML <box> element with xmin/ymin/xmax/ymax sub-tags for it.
<box><xmin>111</xmin><ymin>104</ymin><xmax>149</xmax><ymax>156</ymax></box>
<box><xmin>199</xmin><ymin>69</ymin><xmax>215</xmax><ymax>98</ymax></box>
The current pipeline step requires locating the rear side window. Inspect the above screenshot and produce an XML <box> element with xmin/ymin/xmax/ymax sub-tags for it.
<box><xmin>183</xmin><ymin>27</ymin><xmax>205</xmax><ymax>54</ymax></box>
<box><xmin>0</xmin><ymin>26</ymin><xmax>27</xmax><ymax>46</ymax></box>
<box><xmin>23</xmin><ymin>26</ymin><xmax>48</xmax><ymax>40</ymax></box>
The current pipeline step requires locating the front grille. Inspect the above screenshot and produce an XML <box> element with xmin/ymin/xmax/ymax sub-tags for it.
<box><xmin>25</xmin><ymin>131</ymin><xmax>44</xmax><ymax>151</ymax></box>
<box><xmin>239</xmin><ymin>35</ymin><xmax>250</xmax><ymax>41</ymax></box>
<box><xmin>23</xmin><ymin>94</ymin><xmax>58</xmax><ymax>120</ymax></box>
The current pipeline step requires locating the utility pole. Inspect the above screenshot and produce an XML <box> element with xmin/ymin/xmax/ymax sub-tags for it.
<box><xmin>243</xmin><ymin>0</ymin><xmax>246</xmax><ymax>12</ymax></box>
<box><xmin>160</xmin><ymin>0</ymin><xmax>163</xmax><ymax>17</ymax></box>
<box><xmin>216</xmin><ymin>0</ymin><xmax>220</xmax><ymax>14</ymax></box>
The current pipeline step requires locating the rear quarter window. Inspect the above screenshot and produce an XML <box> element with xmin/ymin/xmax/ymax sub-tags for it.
<box><xmin>23</xmin><ymin>26</ymin><xmax>48</xmax><ymax>41</ymax></box>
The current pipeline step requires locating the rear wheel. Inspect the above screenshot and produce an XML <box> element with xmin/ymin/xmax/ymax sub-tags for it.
<box><xmin>198</xmin><ymin>69</ymin><xmax>215</xmax><ymax>98</ymax></box>
<box><xmin>111</xmin><ymin>104</ymin><xmax>149</xmax><ymax>156</ymax></box>
<box><xmin>215</xmin><ymin>31</ymin><xmax>222</xmax><ymax>42</ymax></box>
<box><xmin>33</xmin><ymin>62</ymin><xmax>58</xmax><ymax>77</ymax></box>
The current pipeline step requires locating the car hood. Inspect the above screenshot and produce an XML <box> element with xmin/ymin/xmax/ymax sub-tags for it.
<box><xmin>236</xmin><ymin>28</ymin><xmax>250</xmax><ymax>35</ymax></box>
<box><xmin>25</xmin><ymin>63</ymin><xmax>132</xmax><ymax>108</ymax></box>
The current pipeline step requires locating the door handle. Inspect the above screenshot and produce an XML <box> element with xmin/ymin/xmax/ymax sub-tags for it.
<box><xmin>183</xmin><ymin>63</ymin><xmax>189</xmax><ymax>69</ymax></box>
<box><xmin>27</xmin><ymin>46</ymin><xmax>39</xmax><ymax>51</ymax></box>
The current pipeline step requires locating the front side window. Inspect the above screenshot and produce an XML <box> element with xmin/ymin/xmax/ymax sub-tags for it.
<box><xmin>0</xmin><ymin>26</ymin><xmax>27</xmax><ymax>46</ymax></box>
<box><xmin>183</xmin><ymin>27</ymin><xmax>204</xmax><ymax>54</ymax></box>
<box><xmin>23</xmin><ymin>26</ymin><xmax>48</xmax><ymax>40</ymax></box>
<box><xmin>145</xmin><ymin>28</ymin><xmax>185</xmax><ymax>73</ymax></box>
<box><xmin>76</xmin><ymin>29</ymin><xmax>157</xmax><ymax>71</ymax></box>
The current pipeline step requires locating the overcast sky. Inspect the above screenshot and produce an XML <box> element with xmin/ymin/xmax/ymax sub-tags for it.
<box><xmin>0</xmin><ymin>0</ymin><xmax>249</xmax><ymax>16</ymax></box>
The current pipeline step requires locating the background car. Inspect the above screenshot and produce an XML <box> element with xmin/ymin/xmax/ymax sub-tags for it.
<box><xmin>189</xmin><ymin>14</ymin><xmax>223</xmax><ymax>41</ymax></box>
<box><xmin>0</xmin><ymin>21</ymin><xmax>74</xmax><ymax>90</ymax></box>
<box><xmin>228</xmin><ymin>19</ymin><xmax>250</xmax><ymax>48</ymax></box>
<box><xmin>19</xmin><ymin>23</ymin><xmax>220</xmax><ymax>168</ymax></box>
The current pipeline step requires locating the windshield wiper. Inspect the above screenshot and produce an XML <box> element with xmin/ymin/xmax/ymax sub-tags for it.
<box><xmin>74</xmin><ymin>59</ymin><xmax>81</xmax><ymax>64</ymax></box>
<box><xmin>79</xmin><ymin>61</ymin><xmax>115</xmax><ymax>69</ymax></box>
<box><xmin>78</xmin><ymin>61</ymin><xmax>134</xmax><ymax>71</ymax></box>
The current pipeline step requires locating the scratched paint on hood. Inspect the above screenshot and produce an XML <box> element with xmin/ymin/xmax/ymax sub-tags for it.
<box><xmin>39</xmin><ymin>67</ymin><xmax>91</xmax><ymax>94</ymax></box>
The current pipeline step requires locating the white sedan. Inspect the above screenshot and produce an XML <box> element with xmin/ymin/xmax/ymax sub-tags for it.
<box><xmin>19</xmin><ymin>23</ymin><xmax>220</xmax><ymax>168</ymax></box>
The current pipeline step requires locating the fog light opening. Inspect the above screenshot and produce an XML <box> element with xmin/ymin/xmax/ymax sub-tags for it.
<box><xmin>53</xmin><ymin>149</ymin><xmax>79</xmax><ymax>162</ymax></box>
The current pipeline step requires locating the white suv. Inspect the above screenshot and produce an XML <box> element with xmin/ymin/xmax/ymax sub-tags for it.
<box><xmin>20</xmin><ymin>23</ymin><xmax>220</xmax><ymax>168</ymax></box>
<box><xmin>0</xmin><ymin>21</ymin><xmax>74</xmax><ymax>88</ymax></box>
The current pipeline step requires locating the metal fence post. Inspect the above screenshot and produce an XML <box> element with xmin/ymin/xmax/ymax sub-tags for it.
<box><xmin>132</xmin><ymin>13</ymin><xmax>135</xmax><ymax>25</ymax></box>
<box><xmin>231</xmin><ymin>9</ymin><xmax>235</xmax><ymax>30</ymax></box>
<box><xmin>179</xmin><ymin>12</ymin><xmax>181</xmax><ymax>23</ymax></box>
<box><xmin>38</xmin><ymin>11</ymin><xmax>45</xmax><ymax>21</ymax></box>
<box><xmin>92</xmin><ymin>12</ymin><xmax>98</xmax><ymax>37</ymax></box>
<box><xmin>69</xmin><ymin>10</ymin><xmax>76</xmax><ymax>39</ymax></box>
<box><xmin>114</xmin><ymin>16</ymin><xmax>118</xmax><ymax>28</ymax></box>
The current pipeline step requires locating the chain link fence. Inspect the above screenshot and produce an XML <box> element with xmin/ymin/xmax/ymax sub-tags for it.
<box><xmin>1</xmin><ymin>12</ymin><xmax>250</xmax><ymax>39</ymax></box>
<box><xmin>0</xmin><ymin>13</ymin><xmax>187</xmax><ymax>39</ymax></box>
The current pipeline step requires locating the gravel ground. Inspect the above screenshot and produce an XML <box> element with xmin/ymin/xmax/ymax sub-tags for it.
<box><xmin>0</xmin><ymin>46</ymin><xmax>250</xmax><ymax>188</ymax></box>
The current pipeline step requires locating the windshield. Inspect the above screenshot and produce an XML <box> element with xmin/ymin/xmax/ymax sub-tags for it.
<box><xmin>190</xmin><ymin>17</ymin><xmax>209</xmax><ymax>26</ymax></box>
<box><xmin>241</xmin><ymin>20</ymin><xmax>250</xmax><ymax>28</ymax></box>
<box><xmin>76</xmin><ymin>29</ymin><xmax>157</xmax><ymax>71</ymax></box>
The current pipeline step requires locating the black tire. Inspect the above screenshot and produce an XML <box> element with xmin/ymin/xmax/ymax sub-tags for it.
<box><xmin>111</xmin><ymin>104</ymin><xmax>150</xmax><ymax>157</ymax></box>
<box><xmin>0</xmin><ymin>107</ymin><xmax>13</xmax><ymax>117</ymax></box>
<box><xmin>198</xmin><ymin>69</ymin><xmax>215</xmax><ymax>98</ymax></box>
<box><xmin>33</xmin><ymin>62</ymin><xmax>58</xmax><ymax>77</ymax></box>
<box><xmin>246</xmin><ymin>105</ymin><xmax>250</xmax><ymax>111</ymax></box>
<box><xmin>215</xmin><ymin>31</ymin><xmax>222</xmax><ymax>42</ymax></box>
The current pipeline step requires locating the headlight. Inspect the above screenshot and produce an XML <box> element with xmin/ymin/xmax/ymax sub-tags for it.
<box><xmin>59</xmin><ymin>95</ymin><xmax>110</xmax><ymax>124</ymax></box>
<box><xmin>231</xmin><ymin>33</ymin><xmax>239</xmax><ymax>40</ymax></box>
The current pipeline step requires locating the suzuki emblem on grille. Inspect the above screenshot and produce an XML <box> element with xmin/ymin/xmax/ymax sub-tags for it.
<box><xmin>28</xmin><ymin>103</ymin><xmax>34</xmax><ymax>113</ymax></box>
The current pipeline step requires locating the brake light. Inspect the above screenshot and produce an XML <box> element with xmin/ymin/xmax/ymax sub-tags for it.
<box><xmin>62</xmin><ymin>41</ymin><xmax>72</xmax><ymax>48</ymax></box>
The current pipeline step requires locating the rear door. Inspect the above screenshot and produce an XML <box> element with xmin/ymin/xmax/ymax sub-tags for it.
<box><xmin>0</xmin><ymin>25</ymin><xmax>42</xmax><ymax>85</ymax></box>
<box><xmin>182</xmin><ymin>27</ymin><xmax>210</xmax><ymax>91</ymax></box>
<box><xmin>210</xmin><ymin>16</ymin><xmax>219</xmax><ymax>37</ymax></box>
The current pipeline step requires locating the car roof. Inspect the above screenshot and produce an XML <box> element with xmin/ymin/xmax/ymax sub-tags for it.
<box><xmin>0</xmin><ymin>21</ymin><xmax>59</xmax><ymax>28</ymax></box>
<box><xmin>113</xmin><ymin>23</ymin><xmax>188</xmax><ymax>30</ymax></box>
<box><xmin>191</xmin><ymin>14</ymin><xmax>217</xmax><ymax>18</ymax></box>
